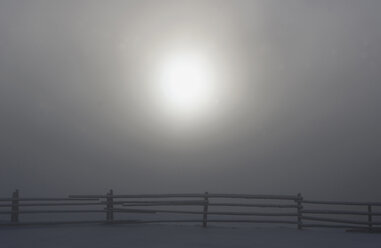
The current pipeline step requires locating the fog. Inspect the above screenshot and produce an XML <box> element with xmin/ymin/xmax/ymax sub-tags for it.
<box><xmin>0</xmin><ymin>0</ymin><xmax>380</xmax><ymax>201</ymax></box>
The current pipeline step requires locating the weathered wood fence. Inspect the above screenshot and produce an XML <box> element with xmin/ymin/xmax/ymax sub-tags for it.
<box><xmin>1</xmin><ymin>190</ymin><xmax>380</xmax><ymax>231</ymax></box>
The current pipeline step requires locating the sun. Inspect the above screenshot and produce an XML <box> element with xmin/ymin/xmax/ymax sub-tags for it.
<box><xmin>158</xmin><ymin>50</ymin><xmax>215</xmax><ymax>118</ymax></box>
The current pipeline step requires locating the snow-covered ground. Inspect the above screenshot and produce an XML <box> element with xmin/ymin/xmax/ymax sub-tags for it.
<box><xmin>1</xmin><ymin>224</ymin><xmax>381</xmax><ymax>248</ymax></box>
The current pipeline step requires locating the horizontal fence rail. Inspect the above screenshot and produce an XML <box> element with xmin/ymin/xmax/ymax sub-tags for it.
<box><xmin>0</xmin><ymin>190</ymin><xmax>380</xmax><ymax>232</ymax></box>
<box><xmin>302</xmin><ymin>200</ymin><xmax>381</xmax><ymax>206</ymax></box>
<box><xmin>69</xmin><ymin>194</ymin><xmax>299</xmax><ymax>200</ymax></box>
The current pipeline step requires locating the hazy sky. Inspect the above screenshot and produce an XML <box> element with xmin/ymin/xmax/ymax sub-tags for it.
<box><xmin>0</xmin><ymin>0</ymin><xmax>380</xmax><ymax>200</ymax></box>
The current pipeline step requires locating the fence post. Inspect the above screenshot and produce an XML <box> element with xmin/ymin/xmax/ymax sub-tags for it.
<box><xmin>368</xmin><ymin>204</ymin><xmax>373</xmax><ymax>232</ymax></box>
<box><xmin>203</xmin><ymin>192</ymin><xmax>209</xmax><ymax>228</ymax></box>
<box><xmin>106</xmin><ymin>189</ymin><xmax>114</xmax><ymax>222</ymax></box>
<box><xmin>11</xmin><ymin>189</ymin><xmax>19</xmax><ymax>223</ymax></box>
<box><xmin>296</xmin><ymin>193</ymin><xmax>303</xmax><ymax>230</ymax></box>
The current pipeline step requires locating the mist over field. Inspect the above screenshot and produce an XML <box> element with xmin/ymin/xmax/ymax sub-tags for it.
<box><xmin>0</xmin><ymin>0</ymin><xmax>380</xmax><ymax>201</ymax></box>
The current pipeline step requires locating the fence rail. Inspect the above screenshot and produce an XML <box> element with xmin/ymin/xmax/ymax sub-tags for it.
<box><xmin>0</xmin><ymin>190</ymin><xmax>380</xmax><ymax>232</ymax></box>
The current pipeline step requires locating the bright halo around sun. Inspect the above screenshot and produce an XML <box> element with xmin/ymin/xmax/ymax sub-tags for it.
<box><xmin>158</xmin><ymin>50</ymin><xmax>216</xmax><ymax>119</ymax></box>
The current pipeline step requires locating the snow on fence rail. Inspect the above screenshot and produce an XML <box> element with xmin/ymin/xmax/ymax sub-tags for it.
<box><xmin>0</xmin><ymin>189</ymin><xmax>380</xmax><ymax>231</ymax></box>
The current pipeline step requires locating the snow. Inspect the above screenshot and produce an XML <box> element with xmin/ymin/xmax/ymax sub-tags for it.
<box><xmin>1</xmin><ymin>224</ymin><xmax>381</xmax><ymax>248</ymax></box>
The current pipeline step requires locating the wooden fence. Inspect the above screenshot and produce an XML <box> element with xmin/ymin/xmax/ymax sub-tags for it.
<box><xmin>0</xmin><ymin>190</ymin><xmax>380</xmax><ymax>231</ymax></box>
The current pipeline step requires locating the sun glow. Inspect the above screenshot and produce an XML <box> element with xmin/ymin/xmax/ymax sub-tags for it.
<box><xmin>158</xmin><ymin>50</ymin><xmax>216</xmax><ymax>118</ymax></box>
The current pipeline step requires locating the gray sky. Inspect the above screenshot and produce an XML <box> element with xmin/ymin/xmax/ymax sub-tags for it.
<box><xmin>0</xmin><ymin>0</ymin><xmax>380</xmax><ymax>200</ymax></box>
